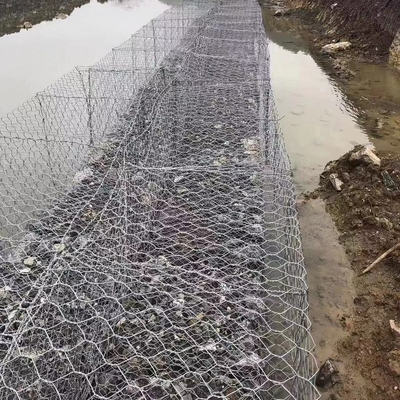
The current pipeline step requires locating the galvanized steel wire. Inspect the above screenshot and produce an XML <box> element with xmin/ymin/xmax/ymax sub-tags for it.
<box><xmin>0</xmin><ymin>1</ymin><xmax>319</xmax><ymax>399</ymax></box>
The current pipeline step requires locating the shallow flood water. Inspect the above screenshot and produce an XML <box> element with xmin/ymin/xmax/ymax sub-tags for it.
<box><xmin>0</xmin><ymin>0</ymin><xmax>170</xmax><ymax>117</ymax></box>
<box><xmin>263</xmin><ymin>11</ymin><xmax>370</xmax><ymax>192</ymax></box>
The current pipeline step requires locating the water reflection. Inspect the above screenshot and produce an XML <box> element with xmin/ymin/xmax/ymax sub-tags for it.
<box><xmin>0</xmin><ymin>0</ymin><xmax>169</xmax><ymax>117</ymax></box>
<box><xmin>263</xmin><ymin>9</ymin><xmax>370</xmax><ymax>192</ymax></box>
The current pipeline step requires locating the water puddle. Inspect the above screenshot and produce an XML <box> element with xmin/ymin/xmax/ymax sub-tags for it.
<box><xmin>0</xmin><ymin>0</ymin><xmax>171</xmax><ymax>117</ymax></box>
<box><xmin>263</xmin><ymin>9</ymin><xmax>370</xmax><ymax>192</ymax></box>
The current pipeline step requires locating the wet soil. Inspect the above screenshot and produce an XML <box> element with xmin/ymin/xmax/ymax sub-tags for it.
<box><xmin>312</xmin><ymin>147</ymin><xmax>400</xmax><ymax>399</ymax></box>
<box><xmin>262</xmin><ymin>0</ymin><xmax>400</xmax><ymax>157</ymax></box>
<box><xmin>262</xmin><ymin>1</ymin><xmax>400</xmax><ymax>398</ymax></box>
<box><xmin>297</xmin><ymin>198</ymin><xmax>359</xmax><ymax>400</ymax></box>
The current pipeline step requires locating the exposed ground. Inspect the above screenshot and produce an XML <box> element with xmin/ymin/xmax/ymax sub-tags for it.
<box><xmin>283</xmin><ymin>0</ymin><xmax>396</xmax><ymax>64</ymax></box>
<box><xmin>261</xmin><ymin>1</ymin><xmax>400</xmax><ymax>398</ymax></box>
<box><xmin>306</xmin><ymin>147</ymin><xmax>400</xmax><ymax>399</ymax></box>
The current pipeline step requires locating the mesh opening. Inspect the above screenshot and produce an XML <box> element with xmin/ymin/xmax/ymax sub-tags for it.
<box><xmin>0</xmin><ymin>0</ymin><xmax>319</xmax><ymax>399</ymax></box>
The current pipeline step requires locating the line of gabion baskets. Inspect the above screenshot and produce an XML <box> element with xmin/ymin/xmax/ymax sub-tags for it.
<box><xmin>0</xmin><ymin>0</ymin><xmax>319</xmax><ymax>399</ymax></box>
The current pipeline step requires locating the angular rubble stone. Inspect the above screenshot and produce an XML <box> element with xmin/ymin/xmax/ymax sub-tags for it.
<box><xmin>329</xmin><ymin>173</ymin><xmax>344</xmax><ymax>191</ymax></box>
<box><xmin>53</xmin><ymin>243</ymin><xmax>66</xmax><ymax>253</ymax></box>
<box><xmin>316</xmin><ymin>358</ymin><xmax>338</xmax><ymax>388</ymax></box>
<box><xmin>23</xmin><ymin>257</ymin><xmax>36</xmax><ymax>267</ymax></box>
<box><xmin>349</xmin><ymin>146</ymin><xmax>381</xmax><ymax>166</ymax></box>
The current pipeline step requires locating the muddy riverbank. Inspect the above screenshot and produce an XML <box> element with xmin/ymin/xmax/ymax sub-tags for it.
<box><xmin>314</xmin><ymin>146</ymin><xmax>400</xmax><ymax>399</ymax></box>
<box><xmin>0</xmin><ymin>0</ymin><xmax>95</xmax><ymax>37</ymax></box>
<box><xmin>263</xmin><ymin>0</ymin><xmax>400</xmax><ymax>157</ymax></box>
<box><xmin>262</xmin><ymin>1</ymin><xmax>400</xmax><ymax>398</ymax></box>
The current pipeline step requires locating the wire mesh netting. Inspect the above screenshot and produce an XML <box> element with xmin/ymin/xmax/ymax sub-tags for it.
<box><xmin>0</xmin><ymin>1</ymin><xmax>319</xmax><ymax>399</ymax></box>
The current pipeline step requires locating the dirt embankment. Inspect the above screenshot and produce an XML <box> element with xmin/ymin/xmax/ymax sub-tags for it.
<box><xmin>284</xmin><ymin>0</ymin><xmax>399</xmax><ymax>64</ymax></box>
<box><xmin>0</xmin><ymin>0</ymin><xmax>105</xmax><ymax>37</ymax></box>
<box><xmin>309</xmin><ymin>147</ymin><xmax>400</xmax><ymax>399</ymax></box>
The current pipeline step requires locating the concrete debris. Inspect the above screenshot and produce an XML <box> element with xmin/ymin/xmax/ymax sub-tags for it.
<box><xmin>322</xmin><ymin>41</ymin><xmax>351</xmax><ymax>54</ymax></box>
<box><xmin>349</xmin><ymin>146</ymin><xmax>381</xmax><ymax>166</ymax></box>
<box><xmin>329</xmin><ymin>173</ymin><xmax>344</xmax><ymax>191</ymax></box>
<box><xmin>316</xmin><ymin>358</ymin><xmax>339</xmax><ymax>388</ymax></box>
<box><xmin>19</xmin><ymin>267</ymin><xmax>32</xmax><ymax>274</ymax></box>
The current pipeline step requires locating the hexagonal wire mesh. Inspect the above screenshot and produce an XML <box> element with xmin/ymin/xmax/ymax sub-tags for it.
<box><xmin>0</xmin><ymin>0</ymin><xmax>320</xmax><ymax>399</ymax></box>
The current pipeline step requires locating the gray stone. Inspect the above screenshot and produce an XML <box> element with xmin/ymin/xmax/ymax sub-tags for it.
<box><xmin>316</xmin><ymin>358</ymin><xmax>338</xmax><ymax>388</ymax></box>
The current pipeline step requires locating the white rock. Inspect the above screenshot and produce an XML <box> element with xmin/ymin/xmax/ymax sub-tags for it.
<box><xmin>73</xmin><ymin>168</ymin><xmax>94</xmax><ymax>184</ymax></box>
<box><xmin>0</xmin><ymin>287</ymin><xmax>11</xmax><ymax>299</ymax></box>
<box><xmin>376</xmin><ymin>118</ymin><xmax>385</xmax><ymax>130</ymax></box>
<box><xmin>213</xmin><ymin>156</ymin><xmax>228</xmax><ymax>167</ymax></box>
<box><xmin>242</xmin><ymin>138</ymin><xmax>259</xmax><ymax>155</ymax></box>
<box><xmin>53</xmin><ymin>243</ymin><xmax>66</xmax><ymax>253</ymax></box>
<box><xmin>23</xmin><ymin>257</ymin><xmax>36</xmax><ymax>267</ymax></box>
<box><xmin>349</xmin><ymin>146</ymin><xmax>381</xmax><ymax>166</ymax></box>
<box><xmin>322</xmin><ymin>41</ymin><xmax>352</xmax><ymax>54</ymax></box>
<box><xmin>329</xmin><ymin>173</ymin><xmax>344</xmax><ymax>191</ymax></box>
<box><xmin>23</xmin><ymin>22</ymin><xmax>33</xmax><ymax>29</ymax></box>
<box><xmin>55</xmin><ymin>13</ymin><xmax>68</xmax><ymax>19</ymax></box>
<box><xmin>199</xmin><ymin>340</ymin><xmax>217</xmax><ymax>351</ymax></box>
<box><xmin>174</xmin><ymin>176</ymin><xmax>184</xmax><ymax>184</ymax></box>
<box><xmin>8</xmin><ymin>309</ymin><xmax>18</xmax><ymax>321</ymax></box>
<box><xmin>20</xmin><ymin>267</ymin><xmax>32</xmax><ymax>274</ymax></box>
<box><xmin>237</xmin><ymin>352</ymin><xmax>262</xmax><ymax>367</ymax></box>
